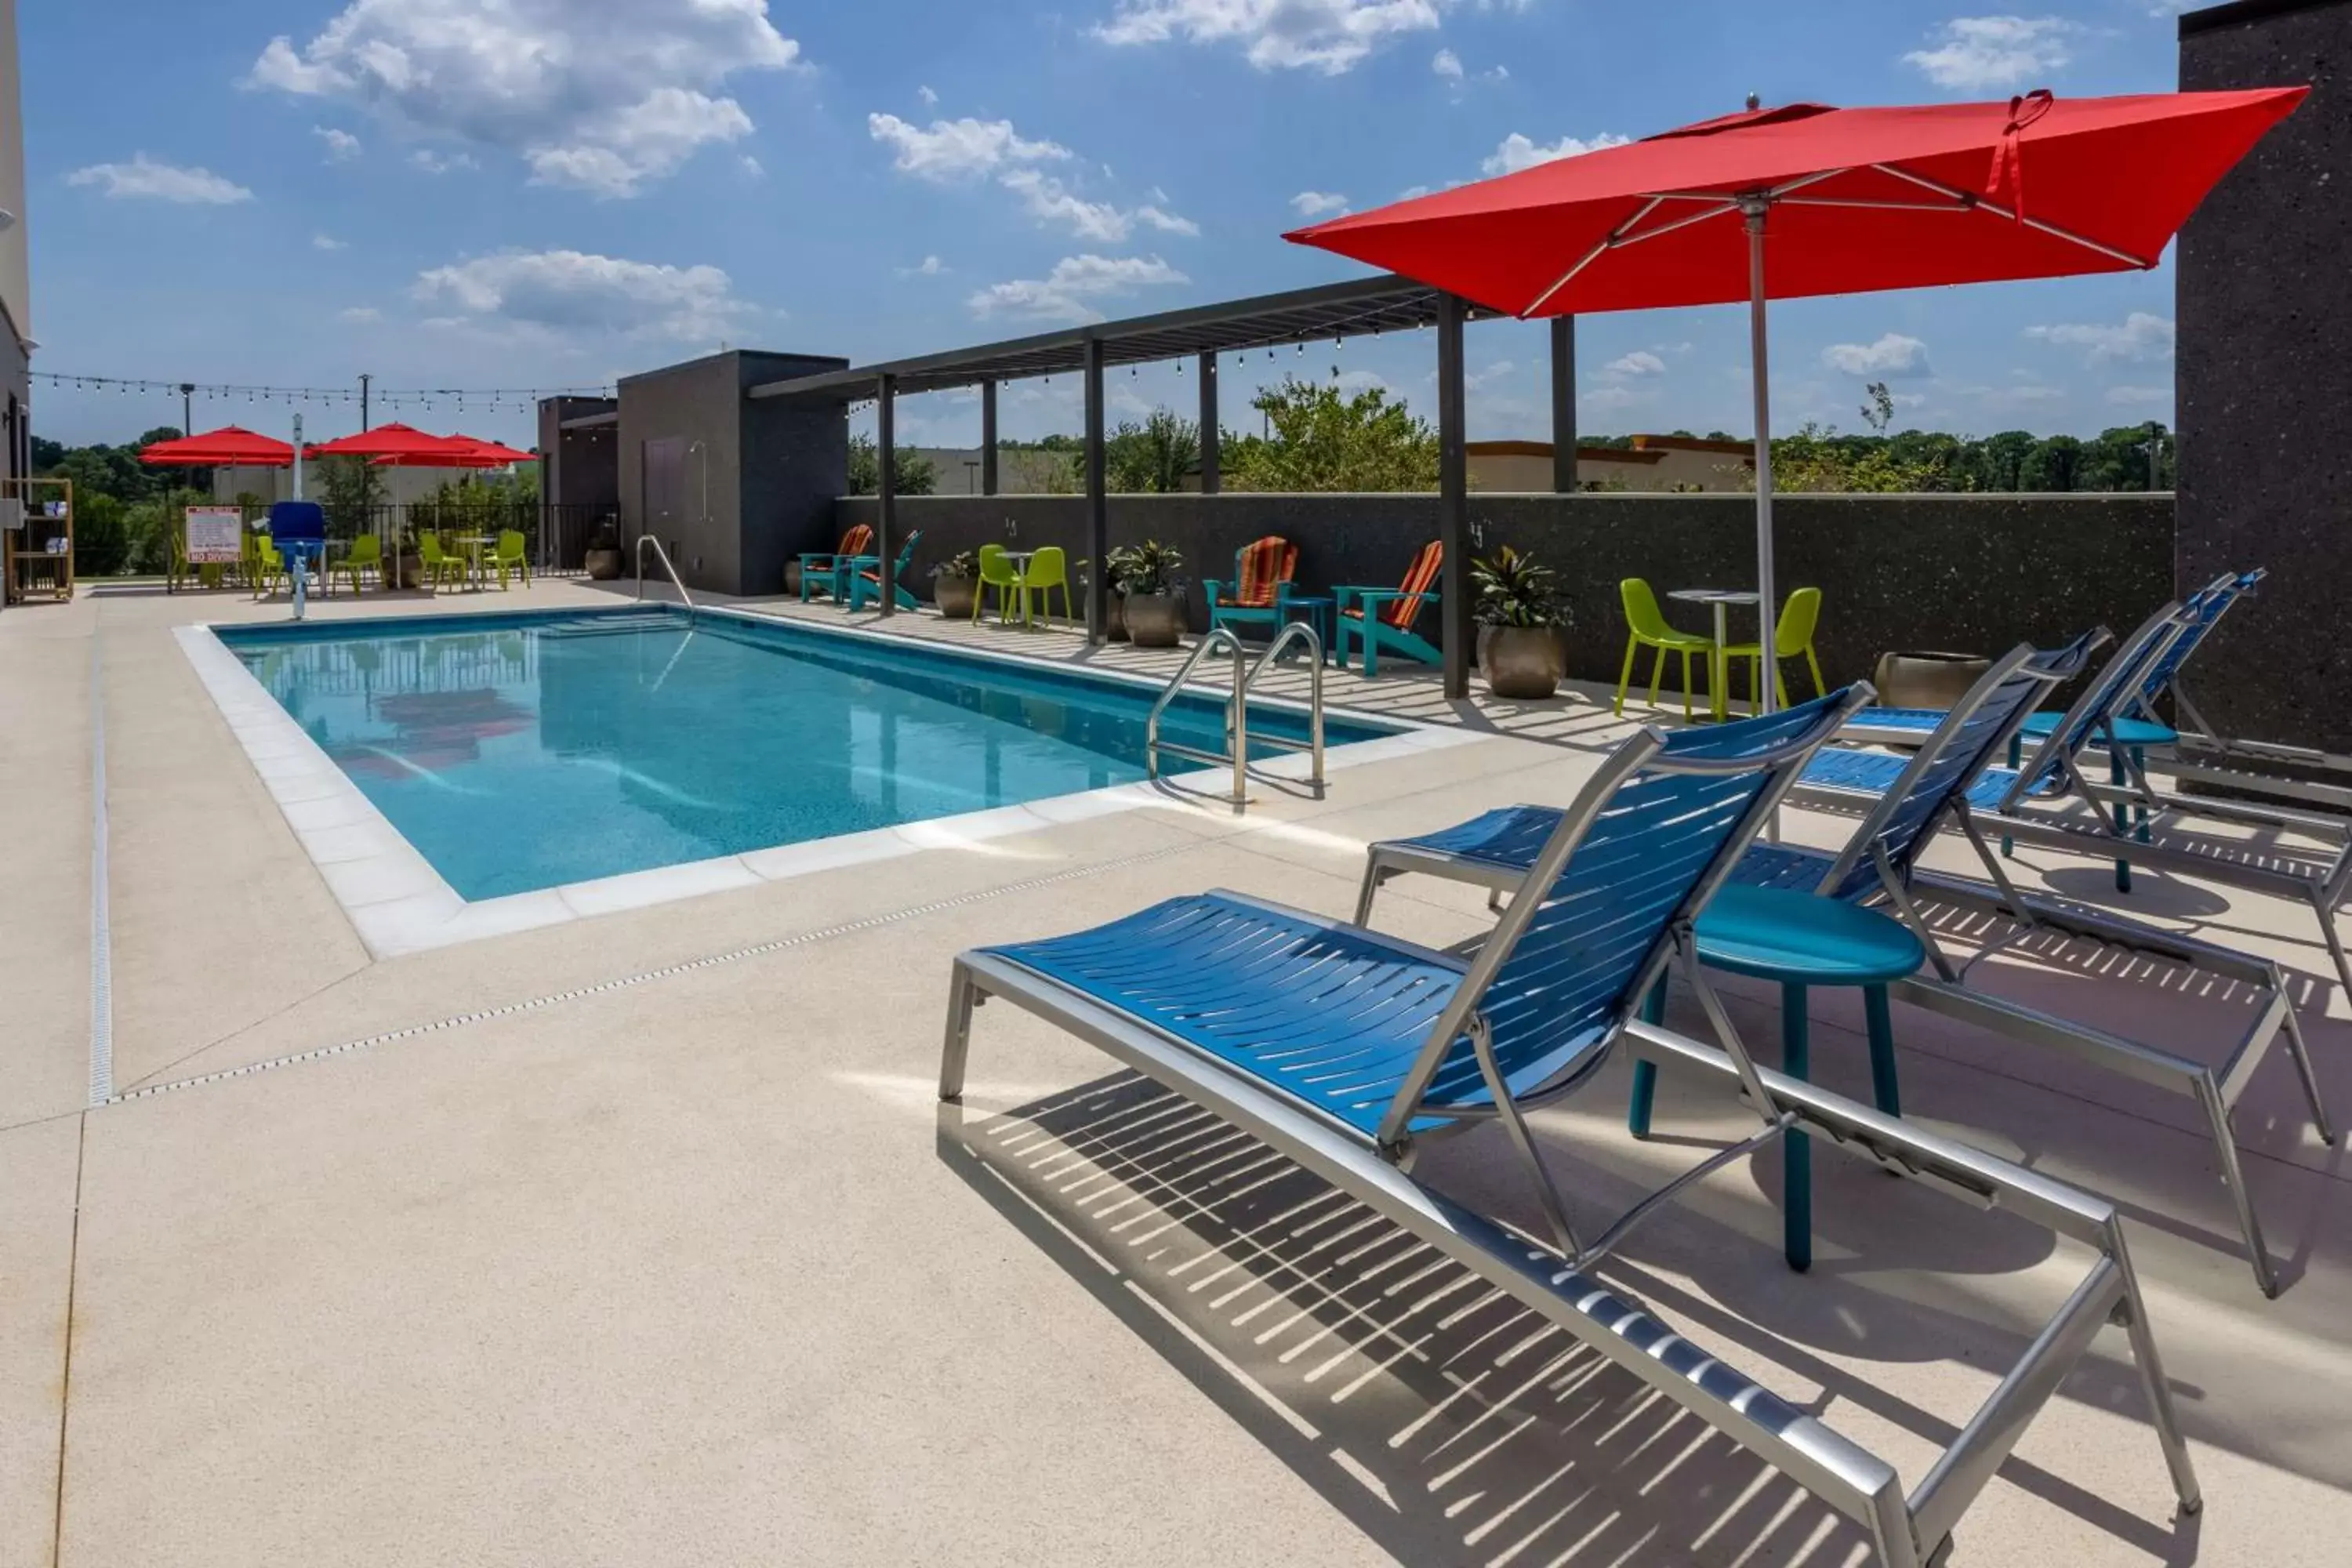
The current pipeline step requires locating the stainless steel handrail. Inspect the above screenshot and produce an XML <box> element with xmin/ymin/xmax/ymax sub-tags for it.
<box><xmin>1145</xmin><ymin>627</ymin><xmax>1248</xmax><ymax>805</ymax></box>
<box><xmin>1242</xmin><ymin>621</ymin><xmax>1326</xmax><ymax>798</ymax></box>
<box><xmin>635</xmin><ymin>535</ymin><xmax>695</xmax><ymax>617</ymax></box>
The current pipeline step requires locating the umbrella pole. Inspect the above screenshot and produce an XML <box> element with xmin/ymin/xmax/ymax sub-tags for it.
<box><xmin>1744</xmin><ymin>201</ymin><xmax>1777</xmax><ymax>719</ymax></box>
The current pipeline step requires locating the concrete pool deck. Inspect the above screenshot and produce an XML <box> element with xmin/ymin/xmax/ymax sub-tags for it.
<box><xmin>2</xmin><ymin>577</ymin><xmax>2348</xmax><ymax>1566</ymax></box>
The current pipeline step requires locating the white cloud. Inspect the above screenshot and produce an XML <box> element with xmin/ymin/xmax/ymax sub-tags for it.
<box><xmin>900</xmin><ymin>254</ymin><xmax>947</xmax><ymax>276</ymax></box>
<box><xmin>1334</xmin><ymin>368</ymin><xmax>1393</xmax><ymax>397</ymax></box>
<box><xmin>1432</xmin><ymin>48</ymin><xmax>1463</xmax><ymax>82</ymax></box>
<box><xmin>312</xmin><ymin>232</ymin><xmax>348</xmax><ymax>251</ymax></box>
<box><xmin>1605</xmin><ymin>350</ymin><xmax>1666</xmax><ymax>377</ymax></box>
<box><xmin>314</xmin><ymin>125</ymin><xmax>361</xmax><ymax>162</ymax></box>
<box><xmin>1096</xmin><ymin>0</ymin><xmax>1447</xmax><ymax>75</ymax></box>
<box><xmin>2106</xmin><ymin>383</ymin><xmax>2172</xmax><ymax>405</ymax></box>
<box><xmin>1482</xmin><ymin>130</ymin><xmax>1631</xmax><ymax>176</ymax></box>
<box><xmin>2024</xmin><ymin>312</ymin><xmax>2175</xmax><ymax>364</ymax></box>
<box><xmin>411</xmin><ymin>148</ymin><xmax>477</xmax><ymax>174</ymax></box>
<box><xmin>1901</xmin><ymin>16</ymin><xmax>2072</xmax><ymax>93</ymax></box>
<box><xmin>1290</xmin><ymin>190</ymin><xmax>1349</xmax><ymax>218</ymax></box>
<box><xmin>739</xmin><ymin>154</ymin><xmax>764</xmax><ymax>177</ymax></box>
<box><xmin>867</xmin><ymin>113</ymin><xmax>1069</xmax><ymax>180</ymax></box>
<box><xmin>248</xmin><ymin>0</ymin><xmax>798</xmax><ymax>197</ymax></box>
<box><xmin>1581</xmin><ymin>384</ymin><xmax>1642</xmax><ymax>412</ymax></box>
<box><xmin>873</xmin><ymin>112</ymin><xmax>1194</xmax><ymax>241</ymax></box>
<box><xmin>338</xmin><ymin>306</ymin><xmax>382</xmax><ymax>323</ymax></box>
<box><xmin>1465</xmin><ymin>359</ymin><xmax>1514</xmax><ymax>391</ymax></box>
<box><xmin>1398</xmin><ymin>183</ymin><xmax>1432</xmax><ymax>200</ymax></box>
<box><xmin>1822</xmin><ymin>332</ymin><xmax>1931</xmax><ymax>377</ymax></box>
<box><xmin>917</xmin><ymin>84</ymin><xmax>939</xmax><ymax>106</ymax></box>
<box><xmin>412</xmin><ymin>249</ymin><xmax>758</xmax><ymax>339</ymax></box>
<box><xmin>66</xmin><ymin>154</ymin><xmax>253</xmax><ymax>205</ymax></box>
<box><xmin>967</xmin><ymin>253</ymin><xmax>1189</xmax><ymax>323</ymax></box>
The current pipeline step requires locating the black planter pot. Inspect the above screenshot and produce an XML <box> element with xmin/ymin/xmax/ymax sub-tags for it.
<box><xmin>585</xmin><ymin>547</ymin><xmax>623</xmax><ymax>582</ymax></box>
<box><xmin>1123</xmin><ymin>592</ymin><xmax>1185</xmax><ymax>648</ymax></box>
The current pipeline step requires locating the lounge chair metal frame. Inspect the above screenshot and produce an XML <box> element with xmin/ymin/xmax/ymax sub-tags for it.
<box><xmin>942</xmin><ymin>690</ymin><xmax>2198</xmax><ymax>1568</ymax></box>
<box><xmin>1364</xmin><ymin>641</ymin><xmax>2332</xmax><ymax>1297</ymax></box>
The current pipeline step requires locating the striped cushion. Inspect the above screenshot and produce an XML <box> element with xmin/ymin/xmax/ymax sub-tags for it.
<box><xmin>838</xmin><ymin>524</ymin><xmax>873</xmax><ymax>557</ymax></box>
<box><xmin>1232</xmin><ymin>536</ymin><xmax>1298</xmax><ymax>608</ymax></box>
<box><xmin>1384</xmin><ymin>541</ymin><xmax>1443</xmax><ymax>630</ymax></box>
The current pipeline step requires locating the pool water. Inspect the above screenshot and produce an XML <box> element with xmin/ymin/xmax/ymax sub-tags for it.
<box><xmin>220</xmin><ymin>608</ymin><xmax>1392</xmax><ymax>902</ymax></box>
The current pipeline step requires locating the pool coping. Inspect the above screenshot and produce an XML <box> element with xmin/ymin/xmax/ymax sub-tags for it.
<box><xmin>178</xmin><ymin>606</ymin><xmax>1479</xmax><ymax>958</ymax></box>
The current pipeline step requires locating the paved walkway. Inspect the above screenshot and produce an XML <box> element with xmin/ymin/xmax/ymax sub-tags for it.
<box><xmin>1</xmin><ymin>578</ymin><xmax>2347</xmax><ymax>1566</ymax></box>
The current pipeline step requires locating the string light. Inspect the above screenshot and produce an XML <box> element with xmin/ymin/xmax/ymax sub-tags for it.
<box><xmin>33</xmin><ymin>371</ymin><xmax>612</xmax><ymax>405</ymax></box>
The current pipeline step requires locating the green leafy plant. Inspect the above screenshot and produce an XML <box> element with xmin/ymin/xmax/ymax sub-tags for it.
<box><xmin>847</xmin><ymin>434</ymin><xmax>938</xmax><ymax>496</ymax></box>
<box><xmin>1105</xmin><ymin>539</ymin><xmax>1185</xmax><ymax>597</ymax></box>
<box><xmin>1221</xmin><ymin>376</ymin><xmax>1439</xmax><ymax>493</ymax></box>
<box><xmin>1472</xmin><ymin>544</ymin><xmax>1566</xmax><ymax>629</ymax></box>
<box><xmin>930</xmin><ymin>549</ymin><xmax>978</xmax><ymax>579</ymax></box>
<box><xmin>1106</xmin><ymin>409</ymin><xmax>1201</xmax><ymax>493</ymax></box>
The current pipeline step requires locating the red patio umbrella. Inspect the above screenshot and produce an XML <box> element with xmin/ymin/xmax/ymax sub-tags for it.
<box><xmin>367</xmin><ymin>434</ymin><xmax>535</xmax><ymax>468</ymax></box>
<box><xmin>1287</xmin><ymin>87</ymin><xmax>2305</xmax><ymax>710</ymax></box>
<box><xmin>306</xmin><ymin>422</ymin><xmax>475</xmax><ymax>462</ymax></box>
<box><xmin>139</xmin><ymin>425</ymin><xmax>295</xmax><ymax>467</ymax></box>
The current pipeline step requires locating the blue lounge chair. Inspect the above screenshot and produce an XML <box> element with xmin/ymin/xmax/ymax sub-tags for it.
<box><xmin>846</xmin><ymin>529</ymin><xmax>924</xmax><ymax>612</ymax></box>
<box><xmin>943</xmin><ymin>687</ymin><xmax>2201</xmax><ymax>1564</ymax></box>
<box><xmin>1817</xmin><ymin>599</ymin><xmax>2352</xmax><ymax>997</ymax></box>
<box><xmin>1361</xmin><ymin>639</ymin><xmax>2331</xmax><ymax>1297</ymax></box>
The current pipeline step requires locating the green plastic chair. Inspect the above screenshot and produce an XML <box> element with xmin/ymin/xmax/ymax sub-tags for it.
<box><xmin>975</xmin><ymin>543</ymin><xmax>1025</xmax><ymax>626</ymax></box>
<box><xmin>252</xmin><ymin>536</ymin><xmax>286</xmax><ymax>599</ymax></box>
<box><xmin>493</xmin><ymin>529</ymin><xmax>529</xmax><ymax>590</ymax></box>
<box><xmin>416</xmin><ymin>532</ymin><xmax>463</xmax><ymax>592</ymax></box>
<box><xmin>336</xmin><ymin>535</ymin><xmax>383</xmax><ymax>596</ymax></box>
<box><xmin>1017</xmin><ymin>546</ymin><xmax>1073</xmax><ymax>628</ymax></box>
<box><xmin>1616</xmin><ymin>578</ymin><xmax>1716</xmax><ymax>720</ymax></box>
<box><xmin>1724</xmin><ymin>586</ymin><xmax>1827</xmax><ymax>711</ymax></box>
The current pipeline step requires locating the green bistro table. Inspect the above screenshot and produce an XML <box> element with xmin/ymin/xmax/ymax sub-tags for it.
<box><xmin>1630</xmin><ymin>884</ymin><xmax>1926</xmax><ymax>1272</ymax></box>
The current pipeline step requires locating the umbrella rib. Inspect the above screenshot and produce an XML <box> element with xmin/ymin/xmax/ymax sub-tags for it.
<box><xmin>1871</xmin><ymin>162</ymin><xmax>2153</xmax><ymax>269</ymax></box>
<box><xmin>1521</xmin><ymin>195</ymin><xmax>1741</xmax><ymax>318</ymax></box>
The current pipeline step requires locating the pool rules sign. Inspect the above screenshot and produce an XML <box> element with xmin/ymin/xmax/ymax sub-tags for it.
<box><xmin>185</xmin><ymin>506</ymin><xmax>245</xmax><ymax>564</ymax></box>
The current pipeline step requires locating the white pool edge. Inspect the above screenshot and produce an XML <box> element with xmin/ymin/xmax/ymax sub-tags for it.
<box><xmin>180</xmin><ymin>614</ymin><xmax>1477</xmax><ymax>959</ymax></box>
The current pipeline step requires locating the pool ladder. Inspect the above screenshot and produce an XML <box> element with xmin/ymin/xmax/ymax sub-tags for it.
<box><xmin>1145</xmin><ymin>622</ymin><xmax>1326</xmax><ymax>808</ymax></box>
<box><xmin>635</xmin><ymin>535</ymin><xmax>696</xmax><ymax>620</ymax></box>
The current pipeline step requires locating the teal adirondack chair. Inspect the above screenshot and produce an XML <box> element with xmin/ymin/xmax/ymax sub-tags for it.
<box><xmin>1332</xmin><ymin>541</ymin><xmax>1444</xmax><ymax>676</ymax></box>
<box><xmin>848</xmin><ymin>530</ymin><xmax>924</xmax><ymax>612</ymax></box>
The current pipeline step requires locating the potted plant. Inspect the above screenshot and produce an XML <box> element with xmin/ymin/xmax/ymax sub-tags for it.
<box><xmin>1472</xmin><ymin>544</ymin><xmax>1570</xmax><ymax>700</ymax></box>
<box><xmin>1108</xmin><ymin>541</ymin><xmax>1187</xmax><ymax>647</ymax></box>
<box><xmin>584</xmin><ymin>520</ymin><xmax>623</xmax><ymax>581</ymax></box>
<box><xmin>930</xmin><ymin>550</ymin><xmax>980</xmax><ymax>619</ymax></box>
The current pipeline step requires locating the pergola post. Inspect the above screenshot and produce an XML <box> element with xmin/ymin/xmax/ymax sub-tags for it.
<box><xmin>979</xmin><ymin>379</ymin><xmax>998</xmax><ymax>495</ymax></box>
<box><xmin>1436</xmin><ymin>294</ymin><xmax>1471</xmax><ymax>699</ymax></box>
<box><xmin>1083</xmin><ymin>336</ymin><xmax>1108</xmax><ymax>641</ymax></box>
<box><xmin>1196</xmin><ymin>352</ymin><xmax>1220</xmax><ymax>495</ymax></box>
<box><xmin>876</xmin><ymin>372</ymin><xmax>897</xmax><ymax>619</ymax></box>
<box><xmin>1549</xmin><ymin>316</ymin><xmax>1577</xmax><ymax>493</ymax></box>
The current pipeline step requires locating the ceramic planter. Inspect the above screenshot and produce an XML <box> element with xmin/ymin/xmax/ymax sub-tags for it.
<box><xmin>1123</xmin><ymin>591</ymin><xmax>1185</xmax><ymax>648</ymax></box>
<box><xmin>585</xmin><ymin>547</ymin><xmax>623</xmax><ymax>582</ymax></box>
<box><xmin>932</xmin><ymin>575</ymin><xmax>978</xmax><ymax>619</ymax></box>
<box><xmin>782</xmin><ymin>559</ymin><xmax>804</xmax><ymax>597</ymax></box>
<box><xmin>1872</xmin><ymin>650</ymin><xmax>1990</xmax><ymax>709</ymax></box>
<box><xmin>1480</xmin><ymin>625</ymin><xmax>1566</xmax><ymax>700</ymax></box>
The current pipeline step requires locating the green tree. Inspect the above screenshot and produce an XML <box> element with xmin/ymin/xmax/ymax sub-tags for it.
<box><xmin>1105</xmin><ymin>408</ymin><xmax>1200</xmax><ymax>493</ymax></box>
<box><xmin>317</xmin><ymin>456</ymin><xmax>386</xmax><ymax>539</ymax></box>
<box><xmin>1969</xmin><ymin>430</ymin><xmax>2038</xmax><ymax>492</ymax></box>
<box><xmin>2019</xmin><ymin>434</ymin><xmax>2085</xmax><ymax>492</ymax></box>
<box><xmin>74</xmin><ymin>492</ymin><xmax>131</xmax><ymax>575</ymax></box>
<box><xmin>1221</xmin><ymin>376</ymin><xmax>1439</xmax><ymax>492</ymax></box>
<box><xmin>846</xmin><ymin>434</ymin><xmax>937</xmax><ymax>495</ymax></box>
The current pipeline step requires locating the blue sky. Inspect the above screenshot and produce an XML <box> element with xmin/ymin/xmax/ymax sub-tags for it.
<box><xmin>25</xmin><ymin>1</ymin><xmax>2210</xmax><ymax>449</ymax></box>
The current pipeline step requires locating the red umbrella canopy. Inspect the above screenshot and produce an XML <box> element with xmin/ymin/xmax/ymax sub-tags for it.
<box><xmin>138</xmin><ymin>425</ymin><xmax>295</xmax><ymax>467</ymax></box>
<box><xmin>368</xmin><ymin>434</ymin><xmax>535</xmax><ymax>468</ymax></box>
<box><xmin>1286</xmin><ymin>89</ymin><xmax>2306</xmax><ymax>316</ymax></box>
<box><xmin>306</xmin><ymin>422</ymin><xmax>474</xmax><ymax>462</ymax></box>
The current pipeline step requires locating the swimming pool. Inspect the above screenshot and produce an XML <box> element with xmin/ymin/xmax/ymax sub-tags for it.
<box><xmin>208</xmin><ymin>606</ymin><xmax>1400</xmax><ymax>909</ymax></box>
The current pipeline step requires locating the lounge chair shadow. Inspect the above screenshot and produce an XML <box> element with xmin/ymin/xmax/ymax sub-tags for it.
<box><xmin>942</xmin><ymin>1072</ymin><xmax>2199</xmax><ymax>1566</ymax></box>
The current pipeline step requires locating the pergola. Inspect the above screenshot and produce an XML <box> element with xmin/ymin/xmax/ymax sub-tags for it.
<box><xmin>748</xmin><ymin>274</ymin><xmax>1580</xmax><ymax>698</ymax></box>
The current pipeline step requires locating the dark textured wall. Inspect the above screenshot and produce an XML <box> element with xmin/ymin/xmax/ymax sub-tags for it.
<box><xmin>837</xmin><ymin>491</ymin><xmax>2172</xmax><ymax>691</ymax></box>
<box><xmin>2180</xmin><ymin>0</ymin><xmax>2350</xmax><ymax>748</ymax></box>
<box><xmin>615</xmin><ymin>351</ymin><xmax>846</xmax><ymax>595</ymax></box>
<box><xmin>537</xmin><ymin>397</ymin><xmax>618</xmax><ymax>513</ymax></box>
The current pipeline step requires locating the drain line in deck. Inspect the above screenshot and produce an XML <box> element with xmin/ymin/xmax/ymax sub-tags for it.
<box><xmin>109</xmin><ymin>837</ymin><xmax>1204</xmax><ymax>1105</ymax></box>
<box><xmin>87</xmin><ymin>622</ymin><xmax>114</xmax><ymax>1106</ymax></box>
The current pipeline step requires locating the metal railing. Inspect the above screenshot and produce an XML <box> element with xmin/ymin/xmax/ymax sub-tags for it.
<box><xmin>636</xmin><ymin>534</ymin><xmax>695</xmax><ymax>618</ymax></box>
<box><xmin>1145</xmin><ymin>619</ymin><xmax>1327</xmax><ymax>807</ymax></box>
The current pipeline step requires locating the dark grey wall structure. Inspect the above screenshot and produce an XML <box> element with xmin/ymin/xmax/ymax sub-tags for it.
<box><xmin>615</xmin><ymin>350</ymin><xmax>848</xmax><ymax>595</ymax></box>
<box><xmin>539</xmin><ymin>396</ymin><xmax>619</xmax><ymax>513</ymax></box>
<box><xmin>840</xmin><ymin>491</ymin><xmax>2172</xmax><ymax>695</ymax></box>
<box><xmin>2180</xmin><ymin>0</ymin><xmax>2350</xmax><ymax>749</ymax></box>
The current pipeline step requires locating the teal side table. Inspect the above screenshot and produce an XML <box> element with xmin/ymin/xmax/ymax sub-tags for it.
<box><xmin>1628</xmin><ymin>884</ymin><xmax>1926</xmax><ymax>1272</ymax></box>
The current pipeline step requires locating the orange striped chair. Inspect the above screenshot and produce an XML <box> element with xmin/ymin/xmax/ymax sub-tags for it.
<box><xmin>799</xmin><ymin>524</ymin><xmax>875</xmax><ymax>602</ymax></box>
<box><xmin>1202</xmin><ymin>535</ymin><xmax>1301</xmax><ymax>641</ymax></box>
<box><xmin>1333</xmin><ymin>541</ymin><xmax>1443</xmax><ymax>675</ymax></box>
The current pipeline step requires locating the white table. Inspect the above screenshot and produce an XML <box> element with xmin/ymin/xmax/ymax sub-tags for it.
<box><xmin>1668</xmin><ymin>587</ymin><xmax>1761</xmax><ymax>721</ymax></box>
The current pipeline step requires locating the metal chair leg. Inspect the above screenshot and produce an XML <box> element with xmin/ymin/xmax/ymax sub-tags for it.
<box><xmin>1627</xmin><ymin>978</ymin><xmax>1668</xmax><ymax>1138</ymax></box>
<box><xmin>1782</xmin><ymin>982</ymin><xmax>1812</xmax><ymax>1272</ymax></box>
